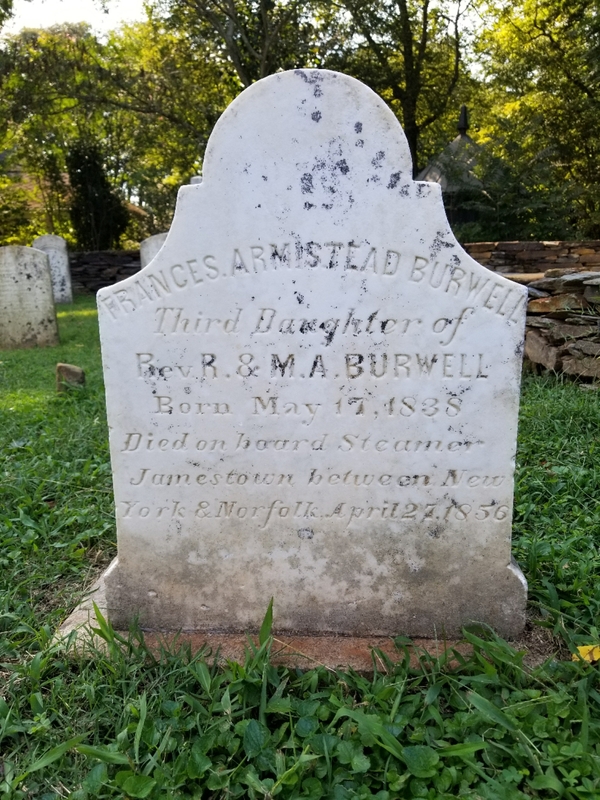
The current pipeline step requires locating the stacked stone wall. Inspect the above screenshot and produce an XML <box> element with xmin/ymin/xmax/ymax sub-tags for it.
<box><xmin>69</xmin><ymin>250</ymin><xmax>141</xmax><ymax>294</ymax></box>
<box><xmin>463</xmin><ymin>241</ymin><xmax>600</xmax><ymax>274</ymax></box>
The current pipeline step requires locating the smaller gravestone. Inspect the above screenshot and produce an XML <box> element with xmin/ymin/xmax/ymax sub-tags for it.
<box><xmin>140</xmin><ymin>234</ymin><xmax>168</xmax><ymax>268</ymax></box>
<box><xmin>32</xmin><ymin>235</ymin><xmax>73</xmax><ymax>304</ymax></box>
<box><xmin>56</xmin><ymin>363</ymin><xmax>86</xmax><ymax>392</ymax></box>
<box><xmin>0</xmin><ymin>246</ymin><xmax>59</xmax><ymax>349</ymax></box>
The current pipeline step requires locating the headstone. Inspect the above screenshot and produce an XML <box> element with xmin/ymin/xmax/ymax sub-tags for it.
<box><xmin>56</xmin><ymin>363</ymin><xmax>86</xmax><ymax>392</ymax></box>
<box><xmin>98</xmin><ymin>70</ymin><xmax>527</xmax><ymax>638</ymax></box>
<box><xmin>0</xmin><ymin>246</ymin><xmax>59</xmax><ymax>349</ymax></box>
<box><xmin>140</xmin><ymin>233</ymin><xmax>168</xmax><ymax>268</ymax></box>
<box><xmin>32</xmin><ymin>234</ymin><xmax>73</xmax><ymax>304</ymax></box>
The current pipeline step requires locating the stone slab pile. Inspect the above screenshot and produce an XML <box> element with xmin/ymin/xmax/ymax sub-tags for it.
<box><xmin>519</xmin><ymin>269</ymin><xmax>600</xmax><ymax>379</ymax></box>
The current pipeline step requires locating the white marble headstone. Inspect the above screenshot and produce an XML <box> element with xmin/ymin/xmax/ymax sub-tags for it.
<box><xmin>140</xmin><ymin>233</ymin><xmax>168</xmax><ymax>268</ymax></box>
<box><xmin>32</xmin><ymin>235</ymin><xmax>72</xmax><ymax>304</ymax></box>
<box><xmin>0</xmin><ymin>246</ymin><xmax>59</xmax><ymax>349</ymax></box>
<box><xmin>98</xmin><ymin>70</ymin><xmax>527</xmax><ymax>637</ymax></box>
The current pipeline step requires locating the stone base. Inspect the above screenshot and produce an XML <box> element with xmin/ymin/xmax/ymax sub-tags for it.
<box><xmin>57</xmin><ymin>560</ymin><xmax>472</xmax><ymax>671</ymax></box>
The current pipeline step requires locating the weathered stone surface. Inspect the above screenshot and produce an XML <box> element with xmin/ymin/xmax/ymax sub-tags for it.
<box><xmin>0</xmin><ymin>246</ymin><xmax>59</xmax><ymax>349</ymax></box>
<box><xmin>544</xmin><ymin>322</ymin><xmax>597</xmax><ymax>345</ymax></box>
<box><xmin>584</xmin><ymin>284</ymin><xmax>600</xmax><ymax>306</ymax></box>
<box><xmin>504</xmin><ymin>272</ymin><xmax>545</xmax><ymax>284</ymax></box>
<box><xmin>527</xmin><ymin>294</ymin><xmax>589</xmax><ymax>315</ymax></box>
<box><xmin>528</xmin><ymin>287</ymin><xmax>549</xmax><ymax>299</ymax></box>
<box><xmin>140</xmin><ymin>234</ymin><xmax>168</xmax><ymax>268</ymax></box>
<box><xmin>565</xmin><ymin>340</ymin><xmax>600</xmax><ymax>357</ymax></box>
<box><xmin>524</xmin><ymin>330</ymin><xmax>562</xmax><ymax>371</ymax></box>
<box><xmin>565</xmin><ymin>315</ymin><xmax>600</xmax><ymax>326</ymax></box>
<box><xmin>56</xmin><ymin>363</ymin><xmax>86</xmax><ymax>392</ymax></box>
<box><xmin>32</xmin><ymin>235</ymin><xmax>73</xmax><ymax>304</ymax></box>
<box><xmin>530</xmin><ymin>272</ymin><xmax>600</xmax><ymax>295</ymax></box>
<box><xmin>544</xmin><ymin>268</ymin><xmax>580</xmax><ymax>278</ymax></box>
<box><xmin>562</xmin><ymin>355</ymin><xmax>600</xmax><ymax>379</ymax></box>
<box><xmin>98</xmin><ymin>70</ymin><xmax>527</xmax><ymax>638</ymax></box>
<box><xmin>528</xmin><ymin>277</ymin><xmax>565</xmax><ymax>293</ymax></box>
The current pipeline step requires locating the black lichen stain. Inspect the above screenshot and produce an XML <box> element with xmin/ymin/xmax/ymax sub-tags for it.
<box><xmin>295</xmin><ymin>292</ymin><xmax>305</xmax><ymax>304</ymax></box>
<box><xmin>336</xmin><ymin>159</ymin><xmax>349</xmax><ymax>175</ymax></box>
<box><xmin>354</xmin><ymin>122</ymin><xmax>363</xmax><ymax>133</ymax></box>
<box><xmin>294</xmin><ymin>69</ymin><xmax>324</xmax><ymax>86</ymax></box>
<box><xmin>298</xmin><ymin>528</ymin><xmax>314</xmax><ymax>540</ymax></box>
<box><xmin>430</xmin><ymin>233</ymin><xmax>454</xmax><ymax>258</ymax></box>
<box><xmin>313</xmin><ymin>85</ymin><xmax>323</xmax><ymax>98</ymax></box>
<box><xmin>387</xmin><ymin>172</ymin><xmax>402</xmax><ymax>189</ymax></box>
<box><xmin>301</xmin><ymin>173</ymin><xmax>314</xmax><ymax>194</ymax></box>
<box><xmin>428</xmin><ymin>526</ymin><xmax>443</xmax><ymax>539</ymax></box>
<box><xmin>371</xmin><ymin>151</ymin><xmax>385</xmax><ymax>168</ymax></box>
<box><xmin>311</xmin><ymin>111</ymin><xmax>322</xmax><ymax>122</ymax></box>
<box><xmin>304</xmin><ymin>202</ymin><xmax>315</xmax><ymax>210</ymax></box>
<box><xmin>262</xmin><ymin>175</ymin><xmax>268</xmax><ymax>182</ymax></box>
<box><xmin>355</xmin><ymin>139</ymin><xmax>364</xmax><ymax>147</ymax></box>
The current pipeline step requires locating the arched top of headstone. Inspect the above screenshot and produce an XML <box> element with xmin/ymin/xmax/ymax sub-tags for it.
<box><xmin>33</xmin><ymin>234</ymin><xmax>67</xmax><ymax>252</ymax></box>
<box><xmin>201</xmin><ymin>69</ymin><xmax>414</xmax><ymax>217</ymax></box>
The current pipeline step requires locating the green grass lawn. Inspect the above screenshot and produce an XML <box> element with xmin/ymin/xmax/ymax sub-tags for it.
<box><xmin>1</xmin><ymin>296</ymin><xmax>600</xmax><ymax>799</ymax></box>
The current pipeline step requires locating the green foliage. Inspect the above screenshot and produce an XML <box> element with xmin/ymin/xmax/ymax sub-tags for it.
<box><xmin>154</xmin><ymin>0</ymin><xmax>326</xmax><ymax>87</ymax></box>
<box><xmin>328</xmin><ymin>0</ymin><xmax>475</xmax><ymax>173</ymax></box>
<box><xmin>66</xmin><ymin>139</ymin><xmax>129</xmax><ymax>250</ymax></box>
<box><xmin>0</xmin><ymin>169</ymin><xmax>38</xmax><ymax>245</ymax></box>
<box><xmin>1</xmin><ymin>0</ymin><xmax>599</xmax><ymax>241</ymax></box>
<box><xmin>473</xmin><ymin>0</ymin><xmax>600</xmax><ymax>239</ymax></box>
<box><xmin>0</xmin><ymin>0</ymin><xmax>12</xmax><ymax>29</ymax></box>
<box><xmin>2</xmin><ymin>303</ymin><xmax>600</xmax><ymax>797</ymax></box>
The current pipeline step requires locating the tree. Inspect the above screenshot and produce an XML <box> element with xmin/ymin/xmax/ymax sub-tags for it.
<box><xmin>66</xmin><ymin>139</ymin><xmax>129</xmax><ymax>250</ymax></box>
<box><xmin>150</xmin><ymin>0</ymin><xmax>475</xmax><ymax>175</ymax></box>
<box><xmin>476</xmin><ymin>0</ymin><xmax>600</xmax><ymax>238</ymax></box>
<box><xmin>0</xmin><ymin>19</ymin><xmax>238</xmax><ymax>241</ymax></box>
<box><xmin>332</xmin><ymin>0</ymin><xmax>474</xmax><ymax>174</ymax></box>
<box><xmin>0</xmin><ymin>0</ymin><xmax>13</xmax><ymax>29</ymax></box>
<box><xmin>151</xmin><ymin>0</ymin><xmax>327</xmax><ymax>87</ymax></box>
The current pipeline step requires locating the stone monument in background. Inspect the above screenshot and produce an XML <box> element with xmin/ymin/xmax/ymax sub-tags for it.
<box><xmin>140</xmin><ymin>233</ymin><xmax>168</xmax><ymax>268</ymax></box>
<box><xmin>0</xmin><ymin>246</ymin><xmax>59</xmax><ymax>349</ymax></box>
<box><xmin>98</xmin><ymin>70</ymin><xmax>527</xmax><ymax>638</ymax></box>
<box><xmin>32</xmin><ymin>234</ymin><xmax>73</xmax><ymax>304</ymax></box>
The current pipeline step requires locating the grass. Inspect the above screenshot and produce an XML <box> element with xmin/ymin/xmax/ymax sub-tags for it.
<box><xmin>1</xmin><ymin>296</ymin><xmax>600</xmax><ymax>798</ymax></box>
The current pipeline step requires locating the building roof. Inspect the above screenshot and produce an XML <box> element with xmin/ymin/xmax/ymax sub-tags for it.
<box><xmin>417</xmin><ymin>105</ymin><xmax>482</xmax><ymax>192</ymax></box>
